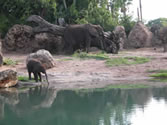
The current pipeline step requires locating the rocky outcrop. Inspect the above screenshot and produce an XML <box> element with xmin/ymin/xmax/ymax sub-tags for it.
<box><xmin>3</xmin><ymin>24</ymin><xmax>64</xmax><ymax>53</ymax></box>
<box><xmin>0</xmin><ymin>70</ymin><xmax>18</xmax><ymax>88</ymax></box>
<box><xmin>127</xmin><ymin>22</ymin><xmax>153</xmax><ymax>48</ymax></box>
<box><xmin>26</xmin><ymin>49</ymin><xmax>55</xmax><ymax>69</ymax></box>
<box><xmin>114</xmin><ymin>26</ymin><xmax>127</xmax><ymax>50</ymax></box>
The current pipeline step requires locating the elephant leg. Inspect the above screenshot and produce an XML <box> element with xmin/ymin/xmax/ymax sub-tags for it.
<box><xmin>100</xmin><ymin>39</ymin><xmax>104</xmax><ymax>50</ymax></box>
<box><xmin>86</xmin><ymin>38</ymin><xmax>91</xmax><ymax>53</ymax></box>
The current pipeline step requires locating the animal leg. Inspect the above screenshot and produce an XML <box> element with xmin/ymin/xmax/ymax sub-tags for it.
<box><xmin>38</xmin><ymin>73</ymin><xmax>42</xmax><ymax>82</ymax></box>
<box><xmin>28</xmin><ymin>71</ymin><xmax>32</xmax><ymax>80</ymax></box>
<box><xmin>86</xmin><ymin>38</ymin><xmax>91</xmax><ymax>53</ymax></box>
<box><xmin>33</xmin><ymin>72</ymin><xmax>38</xmax><ymax>82</ymax></box>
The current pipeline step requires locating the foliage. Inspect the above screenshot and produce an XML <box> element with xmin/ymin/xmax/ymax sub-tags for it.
<box><xmin>0</xmin><ymin>0</ymin><xmax>57</xmax><ymax>36</ymax></box>
<box><xmin>3</xmin><ymin>58</ymin><xmax>18</xmax><ymax>66</ymax></box>
<box><xmin>119</xmin><ymin>15</ymin><xmax>135</xmax><ymax>35</ymax></box>
<box><xmin>147</xmin><ymin>18</ymin><xmax>167</xmax><ymax>28</ymax></box>
<box><xmin>86</xmin><ymin>1</ymin><xmax>118</xmax><ymax>31</ymax></box>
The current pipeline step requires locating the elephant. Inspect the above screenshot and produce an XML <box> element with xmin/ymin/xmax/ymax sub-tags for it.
<box><xmin>156</xmin><ymin>27</ymin><xmax>167</xmax><ymax>52</ymax></box>
<box><xmin>63</xmin><ymin>24</ymin><xmax>104</xmax><ymax>54</ymax></box>
<box><xmin>26</xmin><ymin>59</ymin><xmax>49</xmax><ymax>84</ymax></box>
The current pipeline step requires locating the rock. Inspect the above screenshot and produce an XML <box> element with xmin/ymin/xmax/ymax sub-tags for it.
<box><xmin>3</xmin><ymin>24</ymin><xmax>33</xmax><ymax>52</ymax></box>
<box><xmin>114</xmin><ymin>26</ymin><xmax>127</xmax><ymax>50</ymax></box>
<box><xmin>127</xmin><ymin>22</ymin><xmax>153</xmax><ymax>48</ymax></box>
<box><xmin>3</xmin><ymin>24</ymin><xmax>64</xmax><ymax>53</ymax></box>
<box><xmin>32</xmin><ymin>33</ymin><xmax>64</xmax><ymax>53</ymax></box>
<box><xmin>26</xmin><ymin>49</ymin><xmax>55</xmax><ymax>69</ymax></box>
<box><xmin>0</xmin><ymin>70</ymin><xmax>18</xmax><ymax>88</ymax></box>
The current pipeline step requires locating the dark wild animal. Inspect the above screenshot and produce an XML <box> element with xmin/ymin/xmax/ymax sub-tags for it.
<box><xmin>26</xmin><ymin>59</ymin><xmax>49</xmax><ymax>84</ymax></box>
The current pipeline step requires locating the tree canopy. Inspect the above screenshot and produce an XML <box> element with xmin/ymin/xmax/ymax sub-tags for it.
<box><xmin>147</xmin><ymin>18</ymin><xmax>167</xmax><ymax>28</ymax></box>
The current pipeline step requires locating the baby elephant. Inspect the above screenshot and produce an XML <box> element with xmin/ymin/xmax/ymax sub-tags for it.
<box><xmin>26</xmin><ymin>59</ymin><xmax>49</xmax><ymax>84</ymax></box>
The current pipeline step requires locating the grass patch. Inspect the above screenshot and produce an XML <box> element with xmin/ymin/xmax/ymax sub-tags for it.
<box><xmin>3</xmin><ymin>58</ymin><xmax>18</xmax><ymax>66</ymax></box>
<box><xmin>57</xmin><ymin>58</ymin><xmax>73</xmax><ymax>61</ymax></box>
<box><xmin>72</xmin><ymin>51</ymin><xmax>109</xmax><ymax>60</ymax></box>
<box><xmin>18</xmin><ymin>76</ymin><xmax>34</xmax><ymax>82</ymax></box>
<box><xmin>149</xmin><ymin>69</ymin><xmax>167</xmax><ymax>81</ymax></box>
<box><xmin>72</xmin><ymin>52</ymin><xmax>150</xmax><ymax>67</ymax></box>
<box><xmin>150</xmin><ymin>78</ymin><xmax>167</xmax><ymax>82</ymax></box>
<box><xmin>148</xmin><ymin>69</ymin><xmax>167</xmax><ymax>73</ymax></box>
<box><xmin>106</xmin><ymin>56</ymin><xmax>150</xmax><ymax>67</ymax></box>
<box><xmin>149</xmin><ymin>69</ymin><xmax>167</xmax><ymax>78</ymax></box>
<box><xmin>150</xmin><ymin>73</ymin><xmax>167</xmax><ymax>78</ymax></box>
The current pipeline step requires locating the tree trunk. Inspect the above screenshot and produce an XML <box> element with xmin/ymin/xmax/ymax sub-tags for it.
<box><xmin>63</xmin><ymin>0</ymin><xmax>67</xmax><ymax>10</ymax></box>
<box><xmin>73</xmin><ymin>0</ymin><xmax>76</xmax><ymax>5</ymax></box>
<box><xmin>26</xmin><ymin>15</ymin><xmax>65</xmax><ymax>36</ymax></box>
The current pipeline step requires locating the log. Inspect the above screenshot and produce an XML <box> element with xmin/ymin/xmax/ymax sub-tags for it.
<box><xmin>26</xmin><ymin>15</ymin><xmax>65</xmax><ymax>36</ymax></box>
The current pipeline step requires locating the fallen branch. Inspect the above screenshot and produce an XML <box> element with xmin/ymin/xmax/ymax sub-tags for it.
<box><xmin>26</xmin><ymin>15</ymin><xmax>65</xmax><ymax>36</ymax></box>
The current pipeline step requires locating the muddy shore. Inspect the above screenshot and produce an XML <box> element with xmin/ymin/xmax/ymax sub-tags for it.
<box><xmin>1</xmin><ymin>47</ymin><xmax>167</xmax><ymax>90</ymax></box>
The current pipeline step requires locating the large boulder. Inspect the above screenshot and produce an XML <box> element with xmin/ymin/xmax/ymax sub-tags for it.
<box><xmin>0</xmin><ymin>70</ymin><xmax>18</xmax><ymax>88</ymax></box>
<box><xmin>3</xmin><ymin>24</ymin><xmax>33</xmax><ymax>52</ymax></box>
<box><xmin>3</xmin><ymin>24</ymin><xmax>64</xmax><ymax>53</ymax></box>
<box><xmin>126</xmin><ymin>22</ymin><xmax>153</xmax><ymax>48</ymax></box>
<box><xmin>113</xmin><ymin>26</ymin><xmax>127</xmax><ymax>50</ymax></box>
<box><xmin>32</xmin><ymin>33</ymin><xmax>64</xmax><ymax>53</ymax></box>
<box><xmin>26</xmin><ymin>49</ymin><xmax>55</xmax><ymax>69</ymax></box>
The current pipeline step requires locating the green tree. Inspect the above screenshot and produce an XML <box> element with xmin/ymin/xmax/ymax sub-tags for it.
<box><xmin>0</xmin><ymin>0</ymin><xmax>57</xmax><ymax>36</ymax></box>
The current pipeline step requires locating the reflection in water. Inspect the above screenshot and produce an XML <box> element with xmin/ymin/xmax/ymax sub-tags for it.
<box><xmin>131</xmin><ymin>98</ymin><xmax>167</xmax><ymax>125</ymax></box>
<box><xmin>0</xmin><ymin>87</ymin><xmax>167</xmax><ymax>125</ymax></box>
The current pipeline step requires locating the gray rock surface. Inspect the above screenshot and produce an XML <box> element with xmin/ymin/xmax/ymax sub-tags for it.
<box><xmin>3</xmin><ymin>24</ymin><xmax>64</xmax><ymax>53</ymax></box>
<box><xmin>114</xmin><ymin>26</ymin><xmax>127</xmax><ymax>50</ymax></box>
<box><xmin>127</xmin><ymin>22</ymin><xmax>153</xmax><ymax>48</ymax></box>
<box><xmin>26</xmin><ymin>49</ymin><xmax>55</xmax><ymax>69</ymax></box>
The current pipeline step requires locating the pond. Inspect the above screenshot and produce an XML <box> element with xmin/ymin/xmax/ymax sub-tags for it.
<box><xmin>0</xmin><ymin>86</ymin><xmax>167</xmax><ymax>125</ymax></box>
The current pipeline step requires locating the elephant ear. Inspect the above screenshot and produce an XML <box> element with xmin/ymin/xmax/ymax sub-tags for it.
<box><xmin>86</xmin><ymin>24</ymin><xmax>99</xmax><ymax>37</ymax></box>
<box><xmin>94</xmin><ymin>25</ymin><xmax>104</xmax><ymax>36</ymax></box>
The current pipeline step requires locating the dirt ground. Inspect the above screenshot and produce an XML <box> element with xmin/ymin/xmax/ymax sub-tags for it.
<box><xmin>1</xmin><ymin>47</ymin><xmax>167</xmax><ymax>90</ymax></box>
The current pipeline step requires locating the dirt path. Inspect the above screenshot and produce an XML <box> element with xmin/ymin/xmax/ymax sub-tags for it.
<box><xmin>2</xmin><ymin>47</ymin><xmax>167</xmax><ymax>90</ymax></box>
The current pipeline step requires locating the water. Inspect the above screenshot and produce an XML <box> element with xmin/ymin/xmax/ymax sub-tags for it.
<box><xmin>1</xmin><ymin>86</ymin><xmax>167</xmax><ymax>125</ymax></box>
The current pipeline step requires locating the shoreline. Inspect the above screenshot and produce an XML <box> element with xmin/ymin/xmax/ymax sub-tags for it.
<box><xmin>1</xmin><ymin>47</ymin><xmax>167</xmax><ymax>90</ymax></box>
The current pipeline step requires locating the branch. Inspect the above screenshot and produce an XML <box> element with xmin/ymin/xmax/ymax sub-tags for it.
<box><xmin>26</xmin><ymin>15</ymin><xmax>65</xmax><ymax>36</ymax></box>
